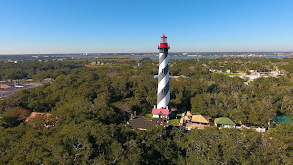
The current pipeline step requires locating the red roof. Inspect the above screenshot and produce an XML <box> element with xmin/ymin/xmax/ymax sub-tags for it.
<box><xmin>258</xmin><ymin>72</ymin><xmax>272</xmax><ymax>75</ymax></box>
<box><xmin>152</xmin><ymin>107</ymin><xmax>169</xmax><ymax>115</ymax></box>
<box><xmin>13</xmin><ymin>108</ymin><xmax>30</xmax><ymax>121</ymax></box>
<box><xmin>161</xmin><ymin>34</ymin><xmax>167</xmax><ymax>38</ymax></box>
<box><xmin>14</xmin><ymin>108</ymin><xmax>30</xmax><ymax>114</ymax></box>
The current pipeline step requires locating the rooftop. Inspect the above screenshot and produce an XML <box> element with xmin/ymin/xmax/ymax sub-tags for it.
<box><xmin>152</xmin><ymin>108</ymin><xmax>169</xmax><ymax>115</ymax></box>
<box><xmin>215</xmin><ymin>117</ymin><xmax>235</xmax><ymax>125</ymax></box>
<box><xmin>191</xmin><ymin>115</ymin><xmax>211</xmax><ymax>124</ymax></box>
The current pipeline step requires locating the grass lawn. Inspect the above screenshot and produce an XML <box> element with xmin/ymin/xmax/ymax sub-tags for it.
<box><xmin>222</xmin><ymin>73</ymin><xmax>241</xmax><ymax>76</ymax></box>
<box><xmin>169</xmin><ymin>119</ymin><xmax>180</xmax><ymax>126</ymax></box>
<box><xmin>144</xmin><ymin>113</ymin><xmax>153</xmax><ymax>117</ymax></box>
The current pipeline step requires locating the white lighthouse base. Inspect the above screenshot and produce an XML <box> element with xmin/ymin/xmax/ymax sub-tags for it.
<box><xmin>151</xmin><ymin>107</ymin><xmax>170</xmax><ymax>119</ymax></box>
<box><xmin>152</xmin><ymin>114</ymin><xmax>169</xmax><ymax>119</ymax></box>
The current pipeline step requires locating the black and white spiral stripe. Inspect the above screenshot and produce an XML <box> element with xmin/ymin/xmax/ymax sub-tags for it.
<box><xmin>157</xmin><ymin>48</ymin><xmax>170</xmax><ymax>109</ymax></box>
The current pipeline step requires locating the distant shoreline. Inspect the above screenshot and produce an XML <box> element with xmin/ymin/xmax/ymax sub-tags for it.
<box><xmin>1</xmin><ymin>52</ymin><xmax>293</xmax><ymax>60</ymax></box>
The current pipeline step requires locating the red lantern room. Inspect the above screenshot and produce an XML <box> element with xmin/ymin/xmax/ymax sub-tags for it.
<box><xmin>158</xmin><ymin>34</ymin><xmax>170</xmax><ymax>49</ymax></box>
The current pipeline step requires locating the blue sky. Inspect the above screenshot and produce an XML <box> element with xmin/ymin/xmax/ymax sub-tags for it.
<box><xmin>0</xmin><ymin>0</ymin><xmax>293</xmax><ymax>54</ymax></box>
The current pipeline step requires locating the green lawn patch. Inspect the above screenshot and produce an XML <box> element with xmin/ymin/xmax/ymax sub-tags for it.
<box><xmin>144</xmin><ymin>113</ymin><xmax>153</xmax><ymax>117</ymax></box>
<box><xmin>169</xmin><ymin>119</ymin><xmax>180</xmax><ymax>126</ymax></box>
<box><xmin>222</xmin><ymin>73</ymin><xmax>241</xmax><ymax>76</ymax></box>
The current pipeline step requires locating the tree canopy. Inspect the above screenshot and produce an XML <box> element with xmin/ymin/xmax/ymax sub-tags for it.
<box><xmin>0</xmin><ymin>57</ymin><xmax>293</xmax><ymax>164</ymax></box>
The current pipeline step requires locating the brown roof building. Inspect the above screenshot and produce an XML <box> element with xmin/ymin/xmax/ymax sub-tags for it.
<box><xmin>186</xmin><ymin>115</ymin><xmax>214</xmax><ymax>130</ymax></box>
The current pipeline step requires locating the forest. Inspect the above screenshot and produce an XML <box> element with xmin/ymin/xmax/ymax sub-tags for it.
<box><xmin>0</xmin><ymin>57</ymin><xmax>293</xmax><ymax>164</ymax></box>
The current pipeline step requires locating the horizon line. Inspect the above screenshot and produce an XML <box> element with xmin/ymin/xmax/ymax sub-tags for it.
<box><xmin>1</xmin><ymin>51</ymin><xmax>293</xmax><ymax>56</ymax></box>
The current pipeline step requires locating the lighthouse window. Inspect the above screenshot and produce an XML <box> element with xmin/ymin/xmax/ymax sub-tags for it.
<box><xmin>162</xmin><ymin>68</ymin><xmax>168</xmax><ymax>74</ymax></box>
<box><xmin>161</xmin><ymin>38</ymin><xmax>167</xmax><ymax>43</ymax></box>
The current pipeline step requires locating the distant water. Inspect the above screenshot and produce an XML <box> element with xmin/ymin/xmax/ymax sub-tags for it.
<box><xmin>132</xmin><ymin>55</ymin><xmax>292</xmax><ymax>60</ymax></box>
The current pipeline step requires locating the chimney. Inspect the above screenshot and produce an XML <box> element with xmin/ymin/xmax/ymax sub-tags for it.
<box><xmin>154</xmin><ymin>105</ymin><xmax>156</xmax><ymax>109</ymax></box>
<box><xmin>166</xmin><ymin>106</ymin><xmax>169</xmax><ymax>110</ymax></box>
<box><xmin>134</xmin><ymin>111</ymin><xmax>136</xmax><ymax>117</ymax></box>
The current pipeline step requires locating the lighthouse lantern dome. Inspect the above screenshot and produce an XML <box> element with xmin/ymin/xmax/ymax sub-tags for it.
<box><xmin>159</xmin><ymin>34</ymin><xmax>169</xmax><ymax>48</ymax></box>
<box><xmin>160</xmin><ymin>34</ymin><xmax>168</xmax><ymax>43</ymax></box>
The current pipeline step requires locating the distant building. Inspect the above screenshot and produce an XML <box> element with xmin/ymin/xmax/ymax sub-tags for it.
<box><xmin>214</xmin><ymin>117</ymin><xmax>235</xmax><ymax>128</ymax></box>
<box><xmin>43</xmin><ymin>78</ymin><xmax>54</xmax><ymax>83</ymax></box>
<box><xmin>91</xmin><ymin>61</ymin><xmax>102</xmax><ymax>65</ymax></box>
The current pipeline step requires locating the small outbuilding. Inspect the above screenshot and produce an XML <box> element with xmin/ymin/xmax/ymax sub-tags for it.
<box><xmin>214</xmin><ymin>117</ymin><xmax>235</xmax><ymax>128</ymax></box>
<box><xmin>152</xmin><ymin>107</ymin><xmax>169</xmax><ymax>119</ymax></box>
<box><xmin>185</xmin><ymin>114</ymin><xmax>213</xmax><ymax>130</ymax></box>
<box><xmin>192</xmin><ymin>115</ymin><xmax>212</xmax><ymax>125</ymax></box>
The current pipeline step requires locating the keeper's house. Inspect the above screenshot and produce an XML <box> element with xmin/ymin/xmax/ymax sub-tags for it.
<box><xmin>214</xmin><ymin>117</ymin><xmax>235</xmax><ymax>128</ymax></box>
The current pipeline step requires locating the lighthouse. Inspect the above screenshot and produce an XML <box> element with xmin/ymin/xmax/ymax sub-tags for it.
<box><xmin>157</xmin><ymin>34</ymin><xmax>170</xmax><ymax>109</ymax></box>
<box><xmin>152</xmin><ymin>34</ymin><xmax>170</xmax><ymax>119</ymax></box>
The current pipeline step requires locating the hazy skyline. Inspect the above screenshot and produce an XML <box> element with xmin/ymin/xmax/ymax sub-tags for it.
<box><xmin>1</xmin><ymin>0</ymin><xmax>293</xmax><ymax>54</ymax></box>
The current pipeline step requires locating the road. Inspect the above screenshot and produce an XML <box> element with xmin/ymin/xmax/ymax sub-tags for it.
<box><xmin>0</xmin><ymin>83</ymin><xmax>42</xmax><ymax>99</ymax></box>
